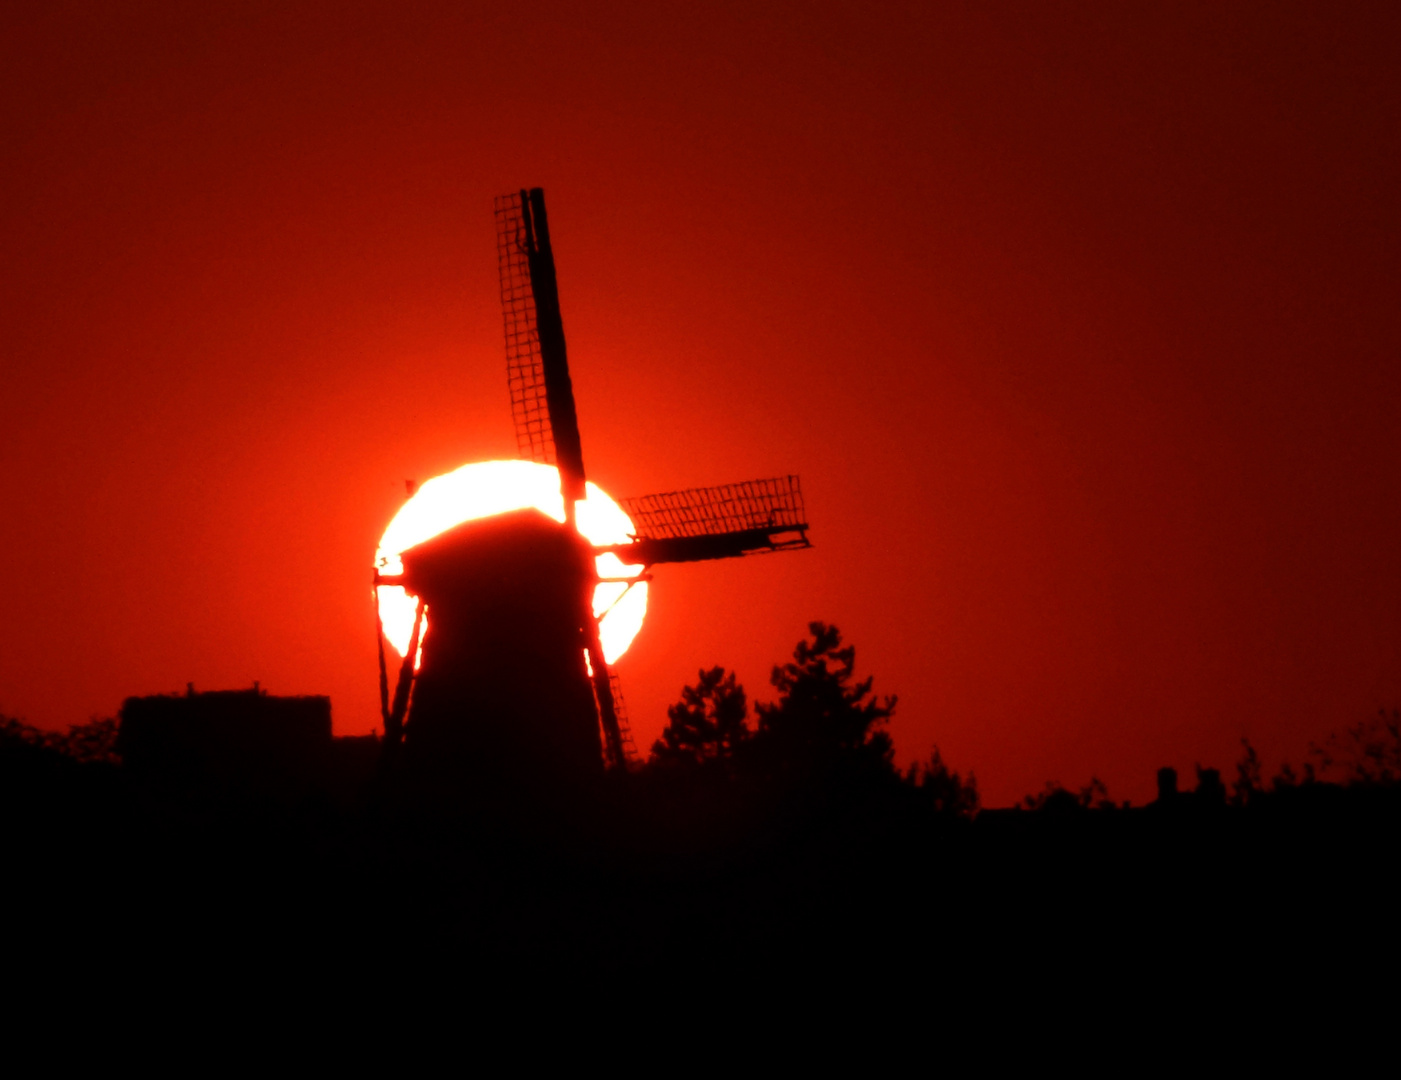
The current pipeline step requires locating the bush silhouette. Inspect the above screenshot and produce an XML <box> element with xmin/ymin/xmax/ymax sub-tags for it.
<box><xmin>1021</xmin><ymin>777</ymin><xmax>1112</xmax><ymax>811</ymax></box>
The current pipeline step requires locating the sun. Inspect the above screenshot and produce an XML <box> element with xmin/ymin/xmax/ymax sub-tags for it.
<box><xmin>375</xmin><ymin>460</ymin><xmax>647</xmax><ymax>664</ymax></box>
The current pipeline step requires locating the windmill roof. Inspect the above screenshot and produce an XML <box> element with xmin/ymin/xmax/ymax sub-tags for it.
<box><xmin>398</xmin><ymin>507</ymin><xmax>588</xmax><ymax>601</ymax></box>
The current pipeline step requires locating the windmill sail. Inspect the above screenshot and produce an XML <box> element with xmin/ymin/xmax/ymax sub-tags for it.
<box><xmin>610</xmin><ymin>476</ymin><xmax>811</xmax><ymax>565</ymax></box>
<box><xmin>495</xmin><ymin>189</ymin><xmax>587</xmax><ymax>505</ymax></box>
<box><xmin>495</xmin><ymin>192</ymin><xmax>555</xmax><ymax>467</ymax></box>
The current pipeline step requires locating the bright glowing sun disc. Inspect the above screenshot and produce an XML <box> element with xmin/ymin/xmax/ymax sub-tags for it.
<box><xmin>375</xmin><ymin>460</ymin><xmax>647</xmax><ymax>665</ymax></box>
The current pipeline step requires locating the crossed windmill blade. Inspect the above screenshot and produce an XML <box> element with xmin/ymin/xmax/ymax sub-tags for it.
<box><xmin>494</xmin><ymin>189</ymin><xmax>811</xmax><ymax>769</ymax></box>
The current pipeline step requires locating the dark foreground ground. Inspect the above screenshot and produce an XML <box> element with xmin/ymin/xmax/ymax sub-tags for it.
<box><xmin>5</xmin><ymin>742</ymin><xmax>1397</xmax><ymax>995</ymax></box>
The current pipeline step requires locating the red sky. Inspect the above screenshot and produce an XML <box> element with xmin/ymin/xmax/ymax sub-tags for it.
<box><xmin>4</xmin><ymin>1</ymin><xmax>1399</xmax><ymax>805</ymax></box>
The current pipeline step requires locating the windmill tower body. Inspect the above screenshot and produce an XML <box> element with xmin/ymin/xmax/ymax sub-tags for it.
<box><xmin>397</xmin><ymin>508</ymin><xmax>601</xmax><ymax>781</ymax></box>
<box><xmin>376</xmin><ymin>188</ymin><xmax>812</xmax><ymax>781</ymax></box>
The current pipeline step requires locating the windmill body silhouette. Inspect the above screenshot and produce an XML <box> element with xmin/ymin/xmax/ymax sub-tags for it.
<box><xmin>376</xmin><ymin>189</ymin><xmax>811</xmax><ymax>775</ymax></box>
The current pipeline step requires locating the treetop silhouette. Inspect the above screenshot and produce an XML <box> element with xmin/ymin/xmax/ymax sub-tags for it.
<box><xmin>652</xmin><ymin>622</ymin><xmax>900</xmax><ymax>784</ymax></box>
<box><xmin>752</xmin><ymin>621</ymin><xmax>896</xmax><ymax>773</ymax></box>
<box><xmin>651</xmin><ymin>666</ymin><xmax>749</xmax><ymax>769</ymax></box>
<box><xmin>906</xmin><ymin>746</ymin><xmax>980</xmax><ymax>819</ymax></box>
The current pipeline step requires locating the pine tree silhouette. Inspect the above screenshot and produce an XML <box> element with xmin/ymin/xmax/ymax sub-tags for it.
<box><xmin>748</xmin><ymin>621</ymin><xmax>896</xmax><ymax>776</ymax></box>
<box><xmin>652</xmin><ymin>666</ymin><xmax>750</xmax><ymax>768</ymax></box>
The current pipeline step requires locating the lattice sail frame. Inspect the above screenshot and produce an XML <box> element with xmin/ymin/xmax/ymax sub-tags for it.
<box><xmin>620</xmin><ymin>476</ymin><xmax>808</xmax><ymax>543</ymax></box>
<box><xmin>495</xmin><ymin>192</ymin><xmax>554</xmax><ymax>465</ymax></box>
<box><xmin>594</xmin><ymin>671</ymin><xmax>639</xmax><ymax>770</ymax></box>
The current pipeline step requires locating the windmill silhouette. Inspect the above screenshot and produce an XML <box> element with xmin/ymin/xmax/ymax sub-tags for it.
<box><xmin>375</xmin><ymin>189</ymin><xmax>810</xmax><ymax>777</ymax></box>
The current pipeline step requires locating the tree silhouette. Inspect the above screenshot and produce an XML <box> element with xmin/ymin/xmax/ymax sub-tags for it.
<box><xmin>1232</xmin><ymin>738</ymin><xmax>1263</xmax><ymax>805</ymax></box>
<box><xmin>1311</xmin><ymin>708</ymin><xmax>1401</xmax><ymax>786</ymax></box>
<box><xmin>905</xmin><ymin>746</ymin><xmax>979</xmax><ymax>819</ymax></box>
<box><xmin>651</xmin><ymin>666</ymin><xmax>750</xmax><ymax>768</ymax></box>
<box><xmin>0</xmin><ymin>715</ymin><xmax>118</xmax><ymax>765</ymax></box>
<box><xmin>54</xmin><ymin>717</ymin><xmax>120</xmax><ymax>765</ymax></box>
<box><xmin>749</xmin><ymin>621</ymin><xmax>896</xmax><ymax>775</ymax></box>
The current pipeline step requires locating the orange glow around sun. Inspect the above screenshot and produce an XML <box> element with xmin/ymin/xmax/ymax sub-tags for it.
<box><xmin>375</xmin><ymin>460</ymin><xmax>648</xmax><ymax>665</ymax></box>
